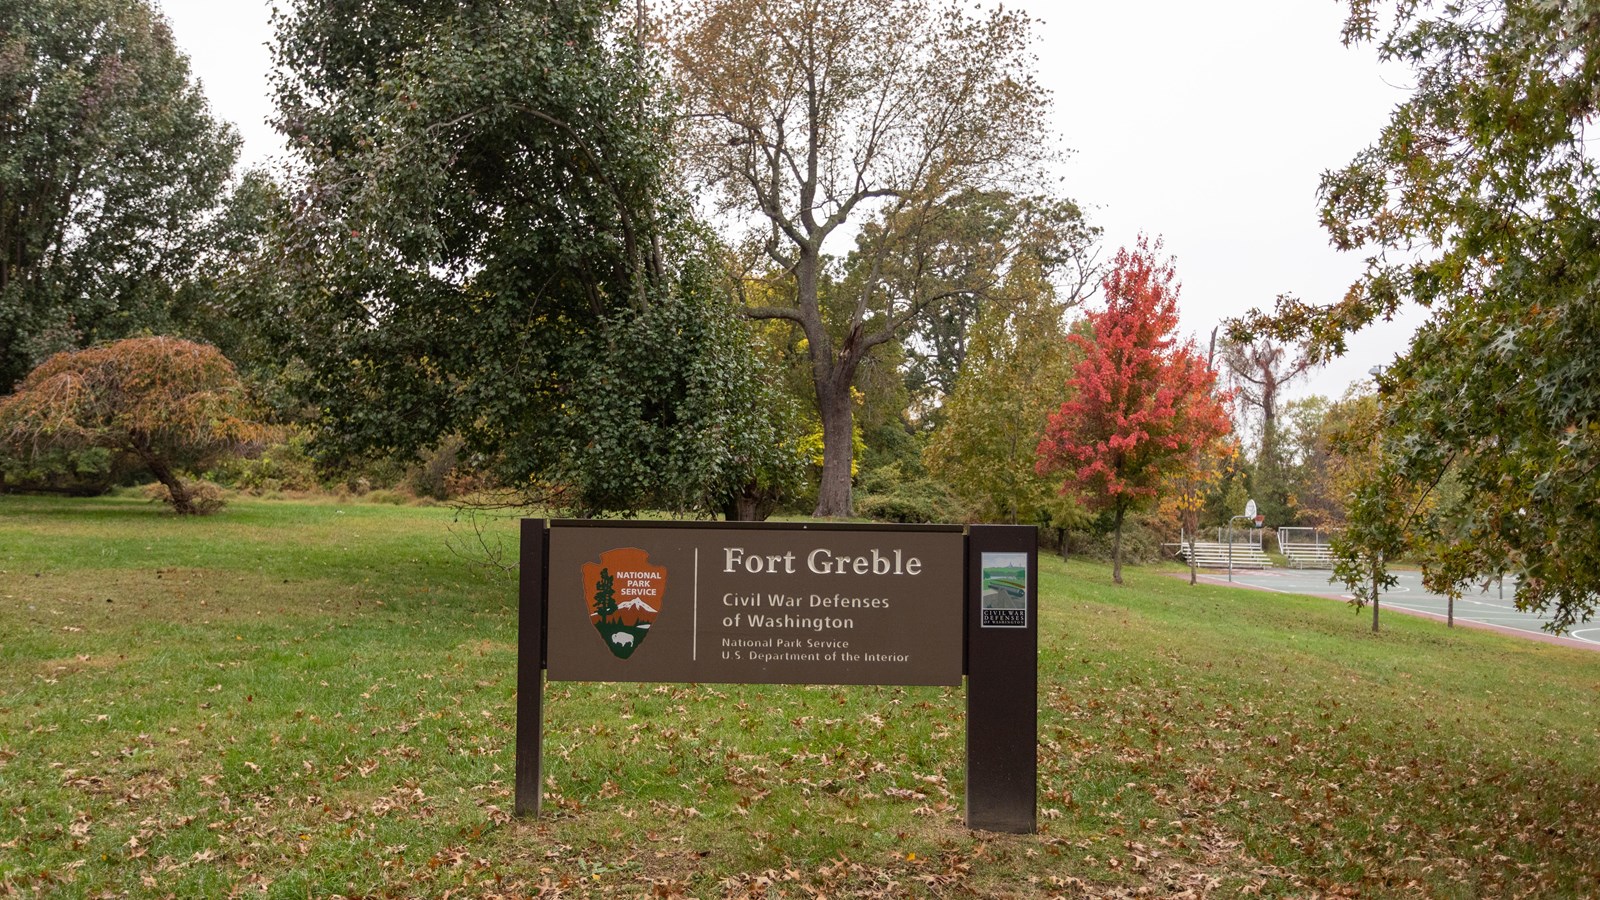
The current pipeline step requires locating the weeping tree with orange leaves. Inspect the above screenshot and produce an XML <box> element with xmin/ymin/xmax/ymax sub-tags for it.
<box><xmin>0</xmin><ymin>337</ymin><xmax>260</xmax><ymax>514</ymax></box>
<box><xmin>1037</xmin><ymin>238</ymin><xmax>1232</xmax><ymax>584</ymax></box>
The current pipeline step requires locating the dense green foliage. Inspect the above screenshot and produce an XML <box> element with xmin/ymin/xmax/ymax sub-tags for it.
<box><xmin>0</xmin><ymin>446</ymin><xmax>113</xmax><ymax>496</ymax></box>
<box><xmin>1237</xmin><ymin>0</ymin><xmax>1600</xmax><ymax>628</ymax></box>
<box><xmin>0</xmin><ymin>0</ymin><xmax>238</xmax><ymax>391</ymax></box>
<box><xmin>270</xmin><ymin>0</ymin><xmax>801</xmax><ymax>516</ymax></box>
<box><xmin>924</xmin><ymin>257</ymin><xmax>1084</xmax><ymax>528</ymax></box>
<box><xmin>542</xmin><ymin>277</ymin><xmax>807</xmax><ymax>517</ymax></box>
<box><xmin>880</xmin><ymin>190</ymin><xmax>1098</xmax><ymax>419</ymax></box>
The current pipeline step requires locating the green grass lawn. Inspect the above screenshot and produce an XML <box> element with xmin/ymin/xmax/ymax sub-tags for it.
<box><xmin>2</xmin><ymin>493</ymin><xmax>1597</xmax><ymax>898</ymax></box>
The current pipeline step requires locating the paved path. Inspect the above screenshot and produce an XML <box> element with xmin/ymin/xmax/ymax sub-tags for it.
<box><xmin>1193</xmin><ymin>567</ymin><xmax>1600</xmax><ymax>651</ymax></box>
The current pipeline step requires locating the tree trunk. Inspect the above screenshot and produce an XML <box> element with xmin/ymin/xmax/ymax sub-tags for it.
<box><xmin>722</xmin><ymin>485</ymin><xmax>775</xmax><ymax>522</ymax></box>
<box><xmin>1112</xmin><ymin>503</ymin><xmax>1126</xmax><ymax>585</ymax></box>
<box><xmin>146</xmin><ymin>456</ymin><xmax>195</xmax><ymax>516</ymax></box>
<box><xmin>782</xmin><ymin>250</ymin><xmax>861</xmax><ymax>520</ymax></box>
<box><xmin>1371</xmin><ymin>555</ymin><xmax>1381</xmax><ymax>633</ymax></box>
<box><xmin>1187</xmin><ymin>523</ymin><xmax>1198</xmax><ymax>586</ymax></box>
<box><xmin>813</xmin><ymin>371</ymin><xmax>855</xmax><ymax>518</ymax></box>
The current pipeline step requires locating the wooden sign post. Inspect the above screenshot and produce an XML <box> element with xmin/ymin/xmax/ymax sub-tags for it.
<box><xmin>514</xmin><ymin>519</ymin><xmax>1037</xmax><ymax>834</ymax></box>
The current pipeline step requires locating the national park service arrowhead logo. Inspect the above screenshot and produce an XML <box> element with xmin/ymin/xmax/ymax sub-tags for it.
<box><xmin>581</xmin><ymin>548</ymin><xmax>665</xmax><ymax>659</ymax></box>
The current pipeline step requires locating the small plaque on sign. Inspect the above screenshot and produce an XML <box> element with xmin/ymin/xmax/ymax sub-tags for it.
<box><xmin>980</xmin><ymin>552</ymin><xmax>1028</xmax><ymax>628</ymax></box>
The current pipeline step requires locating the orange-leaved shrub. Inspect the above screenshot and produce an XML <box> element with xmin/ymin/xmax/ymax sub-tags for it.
<box><xmin>0</xmin><ymin>337</ymin><xmax>262</xmax><ymax>515</ymax></box>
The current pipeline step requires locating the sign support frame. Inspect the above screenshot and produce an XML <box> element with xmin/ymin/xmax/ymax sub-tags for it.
<box><xmin>513</xmin><ymin>519</ymin><xmax>547</xmax><ymax>818</ymax></box>
<box><xmin>965</xmin><ymin>525</ymin><xmax>1039</xmax><ymax>833</ymax></box>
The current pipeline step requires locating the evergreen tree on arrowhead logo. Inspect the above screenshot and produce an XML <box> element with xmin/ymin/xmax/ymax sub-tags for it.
<box><xmin>581</xmin><ymin>548</ymin><xmax>665</xmax><ymax>659</ymax></box>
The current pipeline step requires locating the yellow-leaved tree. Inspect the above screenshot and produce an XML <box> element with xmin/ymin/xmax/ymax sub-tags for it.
<box><xmin>925</xmin><ymin>258</ymin><xmax>1086</xmax><ymax>539</ymax></box>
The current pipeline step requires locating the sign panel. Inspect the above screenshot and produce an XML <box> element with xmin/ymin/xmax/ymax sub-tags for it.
<box><xmin>546</xmin><ymin>523</ymin><xmax>964</xmax><ymax>686</ymax></box>
<box><xmin>979</xmin><ymin>551</ymin><xmax>1028</xmax><ymax>628</ymax></box>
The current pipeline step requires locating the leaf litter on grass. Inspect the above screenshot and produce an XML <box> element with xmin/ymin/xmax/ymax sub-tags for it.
<box><xmin>4</xmin><ymin>499</ymin><xmax>1600</xmax><ymax>897</ymax></box>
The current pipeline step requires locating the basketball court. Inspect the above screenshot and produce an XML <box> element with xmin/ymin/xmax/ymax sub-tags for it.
<box><xmin>1194</xmin><ymin>567</ymin><xmax>1600</xmax><ymax>650</ymax></box>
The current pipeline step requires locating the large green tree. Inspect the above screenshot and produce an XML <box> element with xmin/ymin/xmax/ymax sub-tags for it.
<box><xmin>272</xmin><ymin>0</ymin><xmax>802</xmax><ymax>516</ymax></box>
<box><xmin>0</xmin><ymin>0</ymin><xmax>239</xmax><ymax>391</ymax></box>
<box><xmin>1237</xmin><ymin>0</ymin><xmax>1600</xmax><ymax>629</ymax></box>
<box><xmin>671</xmin><ymin>0</ymin><xmax>1058</xmax><ymax>517</ymax></box>
<box><xmin>882</xmin><ymin>190</ymin><xmax>1098</xmax><ymax>421</ymax></box>
<box><xmin>169</xmin><ymin>171</ymin><xmax>292</xmax><ymax>380</ymax></box>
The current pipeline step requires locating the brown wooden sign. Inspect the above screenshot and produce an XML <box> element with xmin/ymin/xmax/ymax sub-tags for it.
<box><xmin>546</xmin><ymin>522</ymin><xmax>964</xmax><ymax>686</ymax></box>
<box><xmin>517</xmin><ymin>519</ymin><xmax>1037</xmax><ymax>834</ymax></box>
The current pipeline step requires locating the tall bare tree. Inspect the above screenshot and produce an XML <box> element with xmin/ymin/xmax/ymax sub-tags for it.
<box><xmin>671</xmin><ymin>0</ymin><xmax>1055</xmax><ymax>516</ymax></box>
<box><xmin>1222</xmin><ymin>332</ymin><xmax>1313</xmax><ymax>442</ymax></box>
<box><xmin>1220</xmin><ymin>330</ymin><xmax>1315</xmax><ymax>523</ymax></box>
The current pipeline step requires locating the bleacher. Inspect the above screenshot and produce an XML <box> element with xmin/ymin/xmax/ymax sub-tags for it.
<box><xmin>1173</xmin><ymin>541</ymin><xmax>1274</xmax><ymax>569</ymax></box>
<box><xmin>1278</xmin><ymin>527</ymin><xmax>1336</xmax><ymax>569</ymax></box>
<box><xmin>1280</xmin><ymin>542</ymin><xmax>1335</xmax><ymax>568</ymax></box>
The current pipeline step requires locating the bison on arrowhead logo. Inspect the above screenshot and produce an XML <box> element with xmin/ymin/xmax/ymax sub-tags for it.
<box><xmin>581</xmin><ymin>548</ymin><xmax>665</xmax><ymax>660</ymax></box>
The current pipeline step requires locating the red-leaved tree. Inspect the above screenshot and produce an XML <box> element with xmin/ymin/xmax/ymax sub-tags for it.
<box><xmin>1037</xmin><ymin>237</ymin><xmax>1231</xmax><ymax>583</ymax></box>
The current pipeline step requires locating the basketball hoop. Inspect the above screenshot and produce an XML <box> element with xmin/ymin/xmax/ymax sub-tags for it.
<box><xmin>1253</xmin><ymin>515</ymin><xmax>1265</xmax><ymax>528</ymax></box>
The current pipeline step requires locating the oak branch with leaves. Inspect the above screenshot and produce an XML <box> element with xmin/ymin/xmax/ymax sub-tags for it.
<box><xmin>1234</xmin><ymin>0</ymin><xmax>1600</xmax><ymax>630</ymax></box>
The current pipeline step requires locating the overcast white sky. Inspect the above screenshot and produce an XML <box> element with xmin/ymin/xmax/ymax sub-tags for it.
<box><xmin>155</xmin><ymin>0</ymin><xmax>1423</xmax><ymax>402</ymax></box>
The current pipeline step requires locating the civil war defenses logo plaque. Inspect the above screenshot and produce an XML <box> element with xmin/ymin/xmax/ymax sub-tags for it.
<box><xmin>979</xmin><ymin>551</ymin><xmax>1029</xmax><ymax>628</ymax></box>
<box><xmin>546</xmin><ymin>524</ymin><xmax>964</xmax><ymax>686</ymax></box>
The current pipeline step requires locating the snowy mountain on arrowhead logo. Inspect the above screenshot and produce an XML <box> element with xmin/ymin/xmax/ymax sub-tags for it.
<box><xmin>580</xmin><ymin>548</ymin><xmax>666</xmax><ymax>660</ymax></box>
